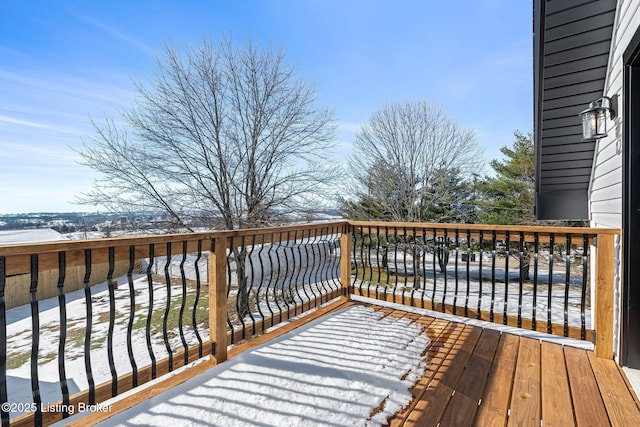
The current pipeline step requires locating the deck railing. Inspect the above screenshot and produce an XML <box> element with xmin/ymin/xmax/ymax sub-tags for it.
<box><xmin>0</xmin><ymin>223</ymin><xmax>346</xmax><ymax>426</ymax></box>
<box><xmin>0</xmin><ymin>220</ymin><xmax>619</xmax><ymax>426</ymax></box>
<box><xmin>347</xmin><ymin>221</ymin><xmax>618</xmax><ymax>359</ymax></box>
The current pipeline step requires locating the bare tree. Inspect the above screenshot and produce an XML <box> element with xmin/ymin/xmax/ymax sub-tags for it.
<box><xmin>76</xmin><ymin>37</ymin><xmax>337</xmax><ymax>316</ymax></box>
<box><xmin>77</xmin><ymin>37</ymin><xmax>337</xmax><ymax>231</ymax></box>
<box><xmin>342</xmin><ymin>100</ymin><xmax>482</xmax><ymax>222</ymax></box>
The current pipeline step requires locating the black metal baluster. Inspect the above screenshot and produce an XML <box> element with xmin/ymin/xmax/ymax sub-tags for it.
<box><xmin>126</xmin><ymin>246</ymin><xmax>138</xmax><ymax>387</ymax></box>
<box><xmin>316</xmin><ymin>228</ymin><xmax>330</xmax><ymax>302</ymax></box>
<box><xmin>581</xmin><ymin>235</ymin><xmax>589</xmax><ymax>340</ymax></box>
<box><xmin>533</xmin><ymin>233</ymin><xmax>539</xmax><ymax>331</ymax></box>
<box><xmin>162</xmin><ymin>243</ymin><xmax>173</xmax><ymax>371</ymax></box>
<box><xmin>353</xmin><ymin>228</ymin><xmax>361</xmax><ymax>293</ymax></box>
<box><xmin>249</xmin><ymin>235</ymin><xmax>261</xmax><ymax>333</ymax></box>
<box><xmin>367</xmin><ymin>228</ymin><xmax>373</xmax><ymax>296</ymax></box>
<box><xmin>225</xmin><ymin>239</ymin><xmax>235</xmax><ymax>344</ymax></box>
<box><xmin>299</xmin><ymin>230</ymin><xmax>312</xmax><ymax>311</ymax></box>
<box><xmin>107</xmin><ymin>247</ymin><xmax>118</xmax><ymax>396</ymax></box>
<box><xmin>276</xmin><ymin>232</ymin><xmax>288</xmax><ymax>321</ymax></box>
<box><xmin>266</xmin><ymin>233</ymin><xmax>279</xmax><ymax>326</ymax></box>
<box><xmin>270</xmin><ymin>231</ymin><xmax>283</xmax><ymax>320</ymax></box>
<box><xmin>393</xmin><ymin>227</ymin><xmax>400</xmax><ymax>304</ymax></box>
<box><xmin>371</xmin><ymin>228</ymin><xmax>378</xmax><ymax>299</ymax></box>
<box><xmin>0</xmin><ymin>257</ymin><xmax>8</xmax><ymax>427</ymax></box>
<box><xmin>477</xmin><ymin>231</ymin><xmax>484</xmax><ymax>320</ymax></box>
<box><xmin>442</xmin><ymin>229</ymin><xmax>448</xmax><ymax>313</ymax></box>
<box><xmin>548</xmin><ymin>233</ymin><xmax>555</xmax><ymax>334</ymax></box>
<box><xmin>453</xmin><ymin>230</ymin><xmax>459</xmax><ymax>316</ymax></box>
<box><xmin>81</xmin><ymin>250</ymin><xmax>96</xmax><ymax>405</ymax></box>
<box><xmin>293</xmin><ymin>231</ymin><xmax>306</xmax><ymax>310</ymax></box>
<box><xmin>56</xmin><ymin>252</ymin><xmax>70</xmax><ymax>417</ymax></box>
<box><xmin>145</xmin><ymin>244</ymin><xmax>157</xmax><ymax>379</ymax></box>
<box><xmin>262</xmin><ymin>234</ymin><xmax>274</xmax><ymax>320</ymax></box>
<box><xmin>410</xmin><ymin>228</ymin><xmax>418</xmax><ymax>306</ymax></box>
<box><xmin>305</xmin><ymin>230</ymin><xmax>319</xmax><ymax>308</ymax></box>
<box><xmin>234</xmin><ymin>237</ymin><xmax>248</xmax><ymax>339</ymax></box>
<box><xmin>465</xmin><ymin>230</ymin><xmax>471</xmax><ymax>317</ymax></box>
<box><xmin>402</xmin><ymin>227</ymin><xmax>408</xmax><ymax>305</ymax></box>
<box><xmin>292</xmin><ymin>231</ymin><xmax>304</xmax><ymax>313</ymax></box>
<box><xmin>431</xmin><ymin>228</ymin><xmax>436</xmax><ymax>310</ymax></box>
<box><xmin>383</xmin><ymin>227</ymin><xmax>390</xmax><ymax>301</ymax></box>
<box><xmin>504</xmin><ymin>231</ymin><xmax>510</xmax><ymax>325</ymax></box>
<box><xmin>332</xmin><ymin>226</ymin><xmax>343</xmax><ymax>291</ymax></box>
<box><xmin>518</xmin><ymin>233</ymin><xmax>525</xmax><ymax>328</ymax></box>
<box><xmin>30</xmin><ymin>255</ymin><xmax>42</xmax><ymax>424</ymax></box>
<box><xmin>490</xmin><ymin>230</ymin><xmax>496</xmax><ymax>322</ymax></box>
<box><xmin>192</xmin><ymin>240</ymin><xmax>203</xmax><ymax>357</ymax></box>
<box><xmin>358</xmin><ymin>228</ymin><xmax>366</xmax><ymax>295</ymax></box>
<box><xmin>284</xmin><ymin>232</ymin><xmax>295</xmax><ymax>316</ymax></box>
<box><xmin>564</xmin><ymin>235</ymin><xmax>571</xmax><ymax>337</ymax></box>
<box><xmin>178</xmin><ymin>241</ymin><xmax>189</xmax><ymax>365</ymax></box>
<box><xmin>420</xmin><ymin>228</ymin><xmax>427</xmax><ymax>309</ymax></box>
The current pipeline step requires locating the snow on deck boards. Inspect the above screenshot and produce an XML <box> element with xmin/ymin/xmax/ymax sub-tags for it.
<box><xmin>84</xmin><ymin>305</ymin><xmax>431</xmax><ymax>427</ymax></box>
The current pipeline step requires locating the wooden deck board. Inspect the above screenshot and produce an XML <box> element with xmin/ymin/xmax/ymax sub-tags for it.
<box><xmin>587</xmin><ymin>352</ymin><xmax>640</xmax><ymax>427</ymax></box>
<box><xmin>438</xmin><ymin>328</ymin><xmax>501</xmax><ymax>426</ymax></box>
<box><xmin>403</xmin><ymin>325</ymin><xmax>483</xmax><ymax>426</ymax></box>
<box><xmin>389</xmin><ymin>320</ymin><xmax>464</xmax><ymax>426</ymax></box>
<box><xmin>507</xmin><ymin>337</ymin><xmax>541</xmax><ymax>426</ymax></box>
<box><xmin>564</xmin><ymin>346</ymin><xmax>611</xmax><ymax>427</ymax></box>
<box><xmin>541</xmin><ymin>341</ymin><xmax>575</xmax><ymax>426</ymax></box>
<box><xmin>474</xmin><ymin>332</ymin><xmax>519</xmax><ymax>426</ymax></box>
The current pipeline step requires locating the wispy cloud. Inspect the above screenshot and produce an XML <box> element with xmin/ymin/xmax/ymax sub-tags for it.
<box><xmin>72</xmin><ymin>13</ymin><xmax>154</xmax><ymax>56</ymax></box>
<box><xmin>0</xmin><ymin>69</ymin><xmax>133</xmax><ymax>107</ymax></box>
<box><xmin>0</xmin><ymin>115</ymin><xmax>49</xmax><ymax>130</ymax></box>
<box><xmin>0</xmin><ymin>114</ymin><xmax>87</xmax><ymax>136</ymax></box>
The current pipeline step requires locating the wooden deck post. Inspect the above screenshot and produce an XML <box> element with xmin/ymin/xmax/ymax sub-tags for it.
<box><xmin>595</xmin><ymin>233</ymin><xmax>615</xmax><ymax>359</ymax></box>
<box><xmin>209</xmin><ymin>237</ymin><xmax>228</xmax><ymax>363</ymax></box>
<box><xmin>340</xmin><ymin>223</ymin><xmax>353</xmax><ymax>299</ymax></box>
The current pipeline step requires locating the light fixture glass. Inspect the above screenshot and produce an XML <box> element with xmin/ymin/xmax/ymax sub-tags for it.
<box><xmin>578</xmin><ymin>95</ymin><xmax>617</xmax><ymax>140</ymax></box>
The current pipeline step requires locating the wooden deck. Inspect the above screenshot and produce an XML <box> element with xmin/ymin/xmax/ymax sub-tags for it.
<box><xmin>74</xmin><ymin>298</ymin><xmax>640</xmax><ymax>427</ymax></box>
<box><xmin>380</xmin><ymin>305</ymin><xmax>640</xmax><ymax>427</ymax></box>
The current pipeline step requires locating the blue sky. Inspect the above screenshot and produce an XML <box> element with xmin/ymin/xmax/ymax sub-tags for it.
<box><xmin>0</xmin><ymin>0</ymin><xmax>533</xmax><ymax>214</ymax></box>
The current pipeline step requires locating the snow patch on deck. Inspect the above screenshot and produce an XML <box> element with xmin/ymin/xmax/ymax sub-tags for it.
<box><xmin>92</xmin><ymin>305</ymin><xmax>430</xmax><ymax>426</ymax></box>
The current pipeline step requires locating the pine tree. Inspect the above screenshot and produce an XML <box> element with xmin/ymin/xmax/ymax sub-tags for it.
<box><xmin>478</xmin><ymin>130</ymin><xmax>535</xmax><ymax>225</ymax></box>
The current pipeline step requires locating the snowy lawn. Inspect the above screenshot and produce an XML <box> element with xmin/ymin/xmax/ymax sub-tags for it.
<box><xmin>91</xmin><ymin>305</ymin><xmax>431</xmax><ymax>427</ymax></box>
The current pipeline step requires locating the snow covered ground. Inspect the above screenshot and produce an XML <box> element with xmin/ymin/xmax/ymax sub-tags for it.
<box><xmin>86</xmin><ymin>305</ymin><xmax>431</xmax><ymax>427</ymax></box>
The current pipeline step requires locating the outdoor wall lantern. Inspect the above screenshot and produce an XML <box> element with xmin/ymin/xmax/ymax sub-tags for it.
<box><xmin>579</xmin><ymin>95</ymin><xmax>617</xmax><ymax>140</ymax></box>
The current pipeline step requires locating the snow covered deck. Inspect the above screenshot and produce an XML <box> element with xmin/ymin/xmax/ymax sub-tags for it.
<box><xmin>61</xmin><ymin>298</ymin><xmax>640</xmax><ymax>427</ymax></box>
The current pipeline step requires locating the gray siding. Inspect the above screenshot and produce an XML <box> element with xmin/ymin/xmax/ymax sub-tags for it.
<box><xmin>534</xmin><ymin>0</ymin><xmax>617</xmax><ymax>220</ymax></box>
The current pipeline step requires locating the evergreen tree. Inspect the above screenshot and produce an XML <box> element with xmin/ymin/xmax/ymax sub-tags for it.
<box><xmin>478</xmin><ymin>131</ymin><xmax>535</xmax><ymax>225</ymax></box>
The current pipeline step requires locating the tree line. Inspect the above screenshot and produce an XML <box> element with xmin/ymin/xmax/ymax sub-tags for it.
<box><xmin>77</xmin><ymin>37</ymin><xmax>541</xmax><ymax>230</ymax></box>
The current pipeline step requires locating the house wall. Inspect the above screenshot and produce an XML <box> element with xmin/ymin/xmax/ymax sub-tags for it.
<box><xmin>534</xmin><ymin>0</ymin><xmax>617</xmax><ymax>220</ymax></box>
<box><xmin>589</xmin><ymin>0</ymin><xmax>640</xmax><ymax>361</ymax></box>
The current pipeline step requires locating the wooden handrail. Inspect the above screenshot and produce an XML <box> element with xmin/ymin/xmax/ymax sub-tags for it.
<box><xmin>0</xmin><ymin>221</ymin><xmax>349</xmax><ymax>255</ymax></box>
<box><xmin>347</xmin><ymin>220</ymin><xmax>620</xmax><ymax>235</ymax></box>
